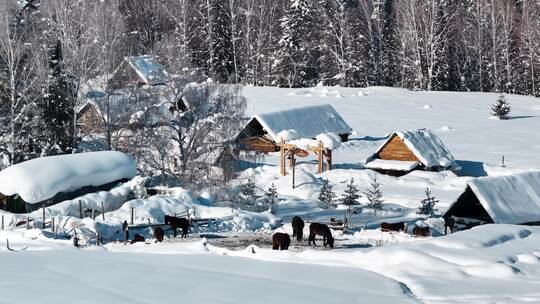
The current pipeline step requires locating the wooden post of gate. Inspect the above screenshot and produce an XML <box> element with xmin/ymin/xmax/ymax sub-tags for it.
<box><xmin>92</xmin><ymin>209</ymin><xmax>96</xmax><ymax>221</ymax></box>
<box><xmin>130</xmin><ymin>207</ymin><xmax>134</xmax><ymax>225</ymax></box>
<box><xmin>79</xmin><ymin>200</ymin><xmax>83</xmax><ymax>219</ymax></box>
<box><xmin>26</xmin><ymin>217</ymin><xmax>30</xmax><ymax>230</ymax></box>
<box><xmin>101</xmin><ymin>202</ymin><xmax>105</xmax><ymax>221</ymax></box>
<box><xmin>292</xmin><ymin>156</ymin><xmax>296</xmax><ymax>189</ymax></box>
<box><xmin>42</xmin><ymin>204</ymin><xmax>46</xmax><ymax>229</ymax></box>
<box><xmin>317</xmin><ymin>141</ymin><xmax>324</xmax><ymax>174</ymax></box>
<box><xmin>1</xmin><ymin>215</ymin><xmax>4</xmax><ymax>230</ymax></box>
<box><xmin>325</xmin><ymin>149</ymin><xmax>332</xmax><ymax>171</ymax></box>
<box><xmin>279</xmin><ymin>138</ymin><xmax>286</xmax><ymax>176</ymax></box>
<box><xmin>52</xmin><ymin>218</ymin><xmax>55</xmax><ymax>238</ymax></box>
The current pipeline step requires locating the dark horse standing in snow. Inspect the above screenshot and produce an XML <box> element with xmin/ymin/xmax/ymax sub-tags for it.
<box><xmin>291</xmin><ymin>216</ymin><xmax>304</xmax><ymax>241</ymax></box>
<box><xmin>153</xmin><ymin>226</ymin><xmax>165</xmax><ymax>242</ymax></box>
<box><xmin>308</xmin><ymin>223</ymin><xmax>334</xmax><ymax>248</ymax></box>
<box><xmin>164</xmin><ymin>215</ymin><xmax>191</xmax><ymax>238</ymax></box>
<box><xmin>272</xmin><ymin>233</ymin><xmax>291</xmax><ymax>250</ymax></box>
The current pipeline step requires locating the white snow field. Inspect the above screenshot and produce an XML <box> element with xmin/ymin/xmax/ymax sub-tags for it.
<box><xmin>1</xmin><ymin>86</ymin><xmax>540</xmax><ymax>303</ymax></box>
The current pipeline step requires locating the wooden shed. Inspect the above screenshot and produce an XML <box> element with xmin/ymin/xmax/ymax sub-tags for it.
<box><xmin>365</xmin><ymin>129</ymin><xmax>459</xmax><ymax>176</ymax></box>
<box><xmin>0</xmin><ymin>152</ymin><xmax>136</xmax><ymax>213</ymax></box>
<box><xmin>236</xmin><ymin>104</ymin><xmax>352</xmax><ymax>153</ymax></box>
<box><xmin>109</xmin><ymin>55</ymin><xmax>171</xmax><ymax>89</ymax></box>
<box><xmin>444</xmin><ymin>171</ymin><xmax>540</xmax><ymax>231</ymax></box>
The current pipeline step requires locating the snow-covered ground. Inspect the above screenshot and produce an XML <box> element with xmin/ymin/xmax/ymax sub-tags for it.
<box><xmin>1</xmin><ymin>86</ymin><xmax>540</xmax><ymax>303</ymax></box>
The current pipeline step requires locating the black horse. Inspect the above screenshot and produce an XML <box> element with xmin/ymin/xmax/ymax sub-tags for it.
<box><xmin>164</xmin><ymin>215</ymin><xmax>190</xmax><ymax>238</ymax></box>
<box><xmin>291</xmin><ymin>216</ymin><xmax>304</xmax><ymax>241</ymax></box>
<box><xmin>272</xmin><ymin>233</ymin><xmax>291</xmax><ymax>250</ymax></box>
<box><xmin>153</xmin><ymin>226</ymin><xmax>165</xmax><ymax>242</ymax></box>
<box><xmin>308</xmin><ymin>223</ymin><xmax>334</xmax><ymax>248</ymax></box>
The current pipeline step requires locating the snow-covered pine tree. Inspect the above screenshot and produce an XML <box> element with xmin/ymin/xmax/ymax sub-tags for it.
<box><xmin>274</xmin><ymin>0</ymin><xmax>322</xmax><ymax>87</ymax></box>
<box><xmin>208</xmin><ymin>0</ymin><xmax>236</xmax><ymax>83</ymax></box>
<box><xmin>242</xmin><ymin>179</ymin><xmax>257</xmax><ymax>197</ymax></box>
<box><xmin>417</xmin><ymin>187</ymin><xmax>439</xmax><ymax>217</ymax></box>
<box><xmin>491</xmin><ymin>94</ymin><xmax>511</xmax><ymax>119</ymax></box>
<box><xmin>318</xmin><ymin>179</ymin><xmax>336</xmax><ymax>209</ymax></box>
<box><xmin>363</xmin><ymin>177</ymin><xmax>384</xmax><ymax>215</ymax></box>
<box><xmin>341</xmin><ymin>178</ymin><xmax>361</xmax><ymax>213</ymax></box>
<box><xmin>41</xmin><ymin>40</ymin><xmax>76</xmax><ymax>155</ymax></box>
<box><xmin>265</xmin><ymin>183</ymin><xmax>279</xmax><ymax>215</ymax></box>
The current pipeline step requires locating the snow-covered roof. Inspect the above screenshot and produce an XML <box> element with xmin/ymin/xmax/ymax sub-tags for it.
<box><xmin>365</xmin><ymin>159</ymin><xmax>419</xmax><ymax>171</ymax></box>
<box><xmin>0</xmin><ymin>151</ymin><xmax>136</xmax><ymax>204</ymax></box>
<box><xmin>250</xmin><ymin>104</ymin><xmax>352</xmax><ymax>141</ymax></box>
<box><xmin>127</xmin><ymin>56</ymin><xmax>171</xmax><ymax>85</ymax></box>
<box><xmin>466</xmin><ymin>172</ymin><xmax>540</xmax><ymax>224</ymax></box>
<box><xmin>371</xmin><ymin>129</ymin><xmax>459</xmax><ymax>170</ymax></box>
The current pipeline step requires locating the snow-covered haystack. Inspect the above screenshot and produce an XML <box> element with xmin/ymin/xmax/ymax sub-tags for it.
<box><xmin>0</xmin><ymin>151</ymin><xmax>136</xmax><ymax>205</ymax></box>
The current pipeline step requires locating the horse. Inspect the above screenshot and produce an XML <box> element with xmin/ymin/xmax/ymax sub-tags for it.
<box><xmin>153</xmin><ymin>226</ymin><xmax>165</xmax><ymax>242</ymax></box>
<box><xmin>444</xmin><ymin>217</ymin><xmax>455</xmax><ymax>235</ymax></box>
<box><xmin>272</xmin><ymin>233</ymin><xmax>291</xmax><ymax>250</ymax></box>
<box><xmin>380</xmin><ymin>222</ymin><xmax>406</xmax><ymax>233</ymax></box>
<box><xmin>308</xmin><ymin>223</ymin><xmax>334</xmax><ymax>248</ymax></box>
<box><xmin>164</xmin><ymin>215</ymin><xmax>190</xmax><ymax>238</ymax></box>
<box><xmin>291</xmin><ymin>216</ymin><xmax>304</xmax><ymax>241</ymax></box>
<box><xmin>130</xmin><ymin>234</ymin><xmax>145</xmax><ymax>244</ymax></box>
<box><xmin>412</xmin><ymin>226</ymin><xmax>430</xmax><ymax>237</ymax></box>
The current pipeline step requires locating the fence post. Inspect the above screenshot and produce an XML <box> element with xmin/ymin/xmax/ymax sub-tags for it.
<box><xmin>130</xmin><ymin>207</ymin><xmax>134</xmax><ymax>225</ymax></box>
<box><xmin>92</xmin><ymin>209</ymin><xmax>96</xmax><ymax>221</ymax></box>
<box><xmin>52</xmin><ymin>217</ymin><xmax>56</xmax><ymax>239</ymax></box>
<box><xmin>26</xmin><ymin>217</ymin><xmax>30</xmax><ymax>230</ymax></box>
<box><xmin>1</xmin><ymin>215</ymin><xmax>3</xmax><ymax>230</ymax></box>
<box><xmin>42</xmin><ymin>204</ymin><xmax>46</xmax><ymax>229</ymax></box>
<box><xmin>101</xmin><ymin>202</ymin><xmax>105</xmax><ymax>221</ymax></box>
<box><xmin>79</xmin><ymin>200</ymin><xmax>83</xmax><ymax>219</ymax></box>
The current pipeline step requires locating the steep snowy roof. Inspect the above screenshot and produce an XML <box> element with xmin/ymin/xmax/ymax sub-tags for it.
<box><xmin>251</xmin><ymin>104</ymin><xmax>352</xmax><ymax>141</ymax></box>
<box><xmin>0</xmin><ymin>151</ymin><xmax>136</xmax><ymax>204</ymax></box>
<box><xmin>128</xmin><ymin>55</ymin><xmax>170</xmax><ymax>85</ymax></box>
<box><xmin>372</xmin><ymin>129</ymin><xmax>459</xmax><ymax>170</ymax></box>
<box><xmin>466</xmin><ymin>172</ymin><xmax>540</xmax><ymax>224</ymax></box>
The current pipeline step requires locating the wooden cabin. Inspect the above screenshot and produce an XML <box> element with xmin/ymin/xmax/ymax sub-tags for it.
<box><xmin>109</xmin><ymin>55</ymin><xmax>171</xmax><ymax>89</ymax></box>
<box><xmin>236</xmin><ymin>104</ymin><xmax>352</xmax><ymax>153</ymax></box>
<box><xmin>444</xmin><ymin>171</ymin><xmax>540</xmax><ymax>231</ymax></box>
<box><xmin>0</xmin><ymin>152</ymin><xmax>136</xmax><ymax>213</ymax></box>
<box><xmin>365</xmin><ymin>129</ymin><xmax>460</xmax><ymax>176</ymax></box>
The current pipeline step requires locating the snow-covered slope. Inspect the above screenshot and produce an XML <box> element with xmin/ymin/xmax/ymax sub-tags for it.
<box><xmin>244</xmin><ymin>86</ymin><xmax>540</xmax><ymax>169</ymax></box>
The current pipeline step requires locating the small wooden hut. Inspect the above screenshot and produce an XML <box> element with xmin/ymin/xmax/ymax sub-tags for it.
<box><xmin>365</xmin><ymin>129</ymin><xmax>460</xmax><ymax>176</ymax></box>
<box><xmin>0</xmin><ymin>152</ymin><xmax>136</xmax><ymax>213</ymax></box>
<box><xmin>109</xmin><ymin>55</ymin><xmax>171</xmax><ymax>89</ymax></box>
<box><xmin>236</xmin><ymin>104</ymin><xmax>352</xmax><ymax>152</ymax></box>
<box><xmin>443</xmin><ymin>171</ymin><xmax>540</xmax><ymax>231</ymax></box>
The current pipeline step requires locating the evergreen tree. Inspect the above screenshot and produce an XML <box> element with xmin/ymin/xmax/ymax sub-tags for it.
<box><xmin>40</xmin><ymin>40</ymin><xmax>75</xmax><ymax>155</ymax></box>
<box><xmin>241</xmin><ymin>179</ymin><xmax>257</xmax><ymax>197</ymax></box>
<box><xmin>417</xmin><ymin>187</ymin><xmax>439</xmax><ymax>217</ymax></box>
<box><xmin>363</xmin><ymin>177</ymin><xmax>384</xmax><ymax>215</ymax></box>
<box><xmin>318</xmin><ymin>179</ymin><xmax>336</xmax><ymax>209</ymax></box>
<box><xmin>208</xmin><ymin>0</ymin><xmax>235</xmax><ymax>83</ymax></box>
<box><xmin>264</xmin><ymin>183</ymin><xmax>279</xmax><ymax>215</ymax></box>
<box><xmin>491</xmin><ymin>94</ymin><xmax>511</xmax><ymax>119</ymax></box>
<box><xmin>341</xmin><ymin>178</ymin><xmax>360</xmax><ymax>213</ymax></box>
<box><xmin>275</xmin><ymin>0</ymin><xmax>322</xmax><ymax>87</ymax></box>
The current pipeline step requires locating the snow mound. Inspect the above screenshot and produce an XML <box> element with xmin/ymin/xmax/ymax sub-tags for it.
<box><xmin>276</xmin><ymin>129</ymin><xmax>301</xmax><ymax>141</ymax></box>
<box><xmin>315</xmin><ymin>132</ymin><xmax>342</xmax><ymax>149</ymax></box>
<box><xmin>0</xmin><ymin>151</ymin><xmax>136</xmax><ymax>204</ymax></box>
<box><xmin>423</xmin><ymin>104</ymin><xmax>433</xmax><ymax>109</ymax></box>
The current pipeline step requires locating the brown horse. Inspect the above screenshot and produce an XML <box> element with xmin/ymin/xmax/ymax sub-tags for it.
<box><xmin>308</xmin><ymin>223</ymin><xmax>334</xmax><ymax>248</ymax></box>
<box><xmin>130</xmin><ymin>234</ymin><xmax>145</xmax><ymax>244</ymax></box>
<box><xmin>380</xmin><ymin>222</ymin><xmax>406</xmax><ymax>232</ymax></box>
<box><xmin>272</xmin><ymin>233</ymin><xmax>291</xmax><ymax>250</ymax></box>
<box><xmin>413</xmin><ymin>226</ymin><xmax>430</xmax><ymax>237</ymax></box>
<box><xmin>164</xmin><ymin>215</ymin><xmax>190</xmax><ymax>238</ymax></box>
<box><xmin>291</xmin><ymin>216</ymin><xmax>304</xmax><ymax>241</ymax></box>
<box><xmin>153</xmin><ymin>226</ymin><xmax>165</xmax><ymax>242</ymax></box>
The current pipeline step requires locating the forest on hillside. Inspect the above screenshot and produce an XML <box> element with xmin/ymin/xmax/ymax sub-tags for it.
<box><xmin>0</xmin><ymin>0</ymin><xmax>539</xmax><ymax>175</ymax></box>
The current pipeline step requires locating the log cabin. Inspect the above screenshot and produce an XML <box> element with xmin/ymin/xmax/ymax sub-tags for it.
<box><xmin>109</xmin><ymin>55</ymin><xmax>171</xmax><ymax>89</ymax></box>
<box><xmin>443</xmin><ymin>171</ymin><xmax>540</xmax><ymax>231</ymax></box>
<box><xmin>0</xmin><ymin>152</ymin><xmax>136</xmax><ymax>213</ymax></box>
<box><xmin>365</xmin><ymin>129</ymin><xmax>460</xmax><ymax>176</ymax></box>
<box><xmin>236</xmin><ymin>104</ymin><xmax>352</xmax><ymax>153</ymax></box>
